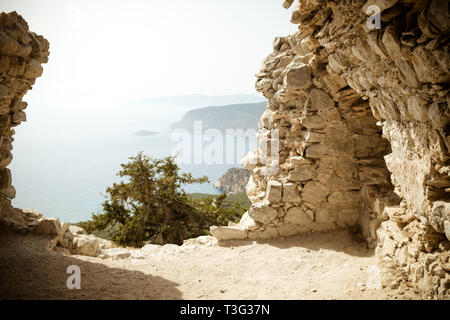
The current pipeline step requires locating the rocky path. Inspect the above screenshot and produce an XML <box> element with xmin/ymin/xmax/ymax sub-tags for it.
<box><xmin>0</xmin><ymin>229</ymin><xmax>422</xmax><ymax>300</ymax></box>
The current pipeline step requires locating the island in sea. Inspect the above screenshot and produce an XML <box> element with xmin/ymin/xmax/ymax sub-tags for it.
<box><xmin>134</xmin><ymin>130</ymin><xmax>158</xmax><ymax>136</ymax></box>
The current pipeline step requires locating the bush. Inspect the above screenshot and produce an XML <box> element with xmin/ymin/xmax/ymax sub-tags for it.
<box><xmin>79</xmin><ymin>152</ymin><xmax>247</xmax><ymax>246</ymax></box>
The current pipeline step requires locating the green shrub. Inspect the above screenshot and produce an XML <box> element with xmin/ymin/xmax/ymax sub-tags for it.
<box><xmin>79</xmin><ymin>153</ymin><xmax>247</xmax><ymax>247</ymax></box>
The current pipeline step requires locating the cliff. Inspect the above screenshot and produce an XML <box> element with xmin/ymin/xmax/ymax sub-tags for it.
<box><xmin>213</xmin><ymin>168</ymin><xmax>251</xmax><ymax>194</ymax></box>
<box><xmin>170</xmin><ymin>102</ymin><xmax>267</xmax><ymax>133</ymax></box>
<box><xmin>211</xmin><ymin>0</ymin><xmax>449</xmax><ymax>298</ymax></box>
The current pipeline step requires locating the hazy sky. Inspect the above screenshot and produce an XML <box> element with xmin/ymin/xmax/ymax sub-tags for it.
<box><xmin>2</xmin><ymin>0</ymin><xmax>297</xmax><ymax>108</ymax></box>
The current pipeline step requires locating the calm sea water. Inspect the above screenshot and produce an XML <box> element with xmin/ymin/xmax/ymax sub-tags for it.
<box><xmin>11</xmin><ymin>102</ymin><xmax>258</xmax><ymax>223</ymax></box>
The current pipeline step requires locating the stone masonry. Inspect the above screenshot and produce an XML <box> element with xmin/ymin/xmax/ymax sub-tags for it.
<box><xmin>0</xmin><ymin>12</ymin><xmax>49</xmax><ymax>232</ymax></box>
<box><xmin>211</xmin><ymin>0</ymin><xmax>449</xmax><ymax>298</ymax></box>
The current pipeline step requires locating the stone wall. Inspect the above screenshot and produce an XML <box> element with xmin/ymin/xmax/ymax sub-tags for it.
<box><xmin>211</xmin><ymin>0</ymin><xmax>449</xmax><ymax>298</ymax></box>
<box><xmin>0</xmin><ymin>12</ymin><xmax>49</xmax><ymax>231</ymax></box>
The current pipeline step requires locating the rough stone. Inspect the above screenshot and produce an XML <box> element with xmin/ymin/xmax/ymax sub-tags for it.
<box><xmin>265</xmin><ymin>180</ymin><xmax>282</xmax><ymax>202</ymax></box>
<box><xmin>210</xmin><ymin>225</ymin><xmax>248</xmax><ymax>241</ymax></box>
<box><xmin>69</xmin><ymin>225</ymin><xmax>86</xmax><ymax>235</ymax></box>
<box><xmin>285</xmin><ymin>65</ymin><xmax>312</xmax><ymax>90</ymax></box>
<box><xmin>430</xmin><ymin>201</ymin><xmax>450</xmax><ymax>234</ymax></box>
<box><xmin>284</xmin><ymin>207</ymin><xmax>313</xmax><ymax>225</ymax></box>
<box><xmin>248</xmin><ymin>203</ymin><xmax>279</xmax><ymax>224</ymax></box>
<box><xmin>282</xmin><ymin>183</ymin><xmax>301</xmax><ymax>202</ymax></box>
<box><xmin>301</xmin><ymin>181</ymin><xmax>329</xmax><ymax>203</ymax></box>
<box><xmin>288</xmin><ymin>165</ymin><xmax>316</xmax><ymax>181</ymax></box>
<box><xmin>32</xmin><ymin>218</ymin><xmax>60</xmax><ymax>236</ymax></box>
<box><xmin>72</xmin><ymin>234</ymin><xmax>99</xmax><ymax>257</ymax></box>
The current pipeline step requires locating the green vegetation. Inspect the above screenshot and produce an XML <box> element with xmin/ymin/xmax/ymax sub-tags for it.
<box><xmin>78</xmin><ymin>153</ymin><xmax>248</xmax><ymax>247</ymax></box>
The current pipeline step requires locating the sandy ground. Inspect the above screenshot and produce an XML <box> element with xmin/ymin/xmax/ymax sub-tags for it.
<box><xmin>0</xmin><ymin>228</ymin><xmax>422</xmax><ymax>300</ymax></box>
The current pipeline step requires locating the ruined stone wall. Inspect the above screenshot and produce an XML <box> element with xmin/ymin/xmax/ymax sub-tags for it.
<box><xmin>0</xmin><ymin>12</ymin><xmax>49</xmax><ymax>231</ymax></box>
<box><xmin>211</xmin><ymin>0</ymin><xmax>449</xmax><ymax>298</ymax></box>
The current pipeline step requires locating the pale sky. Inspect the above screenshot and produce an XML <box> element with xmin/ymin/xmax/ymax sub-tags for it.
<box><xmin>2</xmin><ymin>0</ymin><xmax>297</xmax><ymax>108</ymax></box>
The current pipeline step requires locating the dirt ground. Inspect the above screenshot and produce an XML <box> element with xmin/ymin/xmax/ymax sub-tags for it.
<box><xmin>0</xmin><ymin>228</ymin><xmax>423</xmax><ymax>300</ymax></box>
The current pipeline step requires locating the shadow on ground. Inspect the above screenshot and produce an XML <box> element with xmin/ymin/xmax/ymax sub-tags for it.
<box><xmin>217</xmin><ymin>229</ymin><xmax>374</xmax><ymax>258</ymax></box>
<box><xmin>0</xmin><ymin>231</ymin><xmax>182</xmax><ymax>300</ymax></box>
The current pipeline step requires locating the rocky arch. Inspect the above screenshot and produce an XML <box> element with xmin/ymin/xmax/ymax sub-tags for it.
<box><xmin>211</xmin><ymin>0</ymin><xmax>449</xmax><ymax>298</ymax></box>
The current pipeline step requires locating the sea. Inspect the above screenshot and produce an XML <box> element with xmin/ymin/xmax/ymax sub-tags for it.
<box><xmin>10</xmin><ymin>99</ymin><xmax>260</xmax><ymax>223</ymax></box>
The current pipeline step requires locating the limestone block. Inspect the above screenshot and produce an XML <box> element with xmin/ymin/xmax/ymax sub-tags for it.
<box><xmin>328</xmin><ymin>191</ymin><xmax>361</xmax><ymax>204</ymax></box>
<box><xmin>248</xmin><ymin>203</ymin><xmax>279</xmax><ymax>224</ymax></box>
<box><xmin>288</xmin><ymin>165</ymin><xmax>316</xmax><ymax>181</ymax></box>
<box><xmin>53</xmin><ymin>246</ymin><xmax>71</xmax><ymax>256</ymax></box>
<box><xmin>380</xmin><ymin>235</ymin><xmax>396</xmax><ymax>257</ymax></box>
<box><xmin>407</xmin><ymin>95</ymin><xmax>429</xmax><ymax>122</ymax></box>
<box><xmin>327</xmin><ymin>53</ymin><xmax>349</xmax><ymax>74</ymax></box>
<box><xmin>397</xmin><ymin>246</ymin><xmax>408</xmax><ymax>267</ymax></box>
<box><xmin>381</xmin><ymin>24</ymin><xmax>403</xmax><ymax>60</ymax></box>
<box><xmin>0</xmin><ymin>185</ymin><xmax>15</xmax><ymax>199</ymax></box>
<box><xmin>283</xmin><ymin>183</ymin><xmax>301</xmax><ymax>202</ymax></box>
<box><xmin>98</xmin><ymin>237</ymin><xmax>117</xmax><ymax>250</ymax></box>
<box><xmin>302</xmin><ymin>181</ymin><xmax>329</xmax><ymax>203</ymax></box>
<box><xmin>33</xmin><ymin>217</ymin><xmax>61</xmax><ymax>236</ymax></box>
<box><xmin>411</xmin><ymin>46</ymin><xmax>448</xmax><ymax>83</ymax></box>
<box><xmin>445</xmin><ymin>221</ymin><xmax>450</xmax><ymax>241</ymax></box>
<box><xmin>323</xmin><ymin>70</ymin><xmax>347</xmax><ymax>93</ymax></box>
<box><xmin>183</xmin><ymin>236</ymin><xmax>218</xmax><ymax>247</ymax></box>
<box><xmin>253</xmin><ymin>226</ymin><xmax>279</xmax><ymax>240</ymax></box>
<box><xmin>210</xmin><ymin>225</ymin><xmax>248</xmax><ymax>241</ymax></box>
<box><xmin>309</xmin><ymin>89</ymin><xmax>335</xmax><ymax>110</ymax></box>
<box><xmin>410</xmin><ymin>262</ymin><xmax>425</xmax><ymax>282</ymax></box>
<box><xmin>303</xmin><ymin>131</ymin><xmax>326</xmax><ymax>144</ymax></box>
<box><xmin>289</xmin><ymin>156</ymin><xmax>313</xmax><ymax>165</ymax></box>
<box><xmin>358</xmin><ymin>166</ymin><xmax>388</xmax><ymax>185</ymax></box>
<box><xmin>366</xmin><ymin>32</ymin><xmax>387</xmax><ymax>60</ymax></box>
<box><xmin>430</xmin><ymin>201</ymin><xmax>450</xmax><ymax>234</ymax></box>
<box><xmin>69</xmin><ymin>225</ymin><xmax>86</xmax><ymax>235</ymax></box>
<box><xmin>238</xmin><ymin>211</ymin><xmax>258</xmax><ymax>231</ymax></box>
<box><xmin>24</xmin><ymin>59</ymin><xmax>43</xmax><ymax>78</ymax></box>
<box><xmin>408</xmin><ymin>245</ymin><xmax>420</xmax><ymax>259</ymax></box>
<box><xmin>72</xmin><ymin>234</ymin><xmax>100</xmax><ymax>256</ymax></box>
<box><xmin>256</xmin><ymin>79</ymin><xmax>272</xmax><ymax>92</ymax></box>
<box><xmin>316</xmin><ymin>207</ymin><xmax>334</xmax><ymax>224</ymax></box>
<box><xmin>0</xmin><ymin>31</ymin><xmax>32</xmax><ymax>57</ymax></box>
<box><xmin>101</xmin><ymin>248</ymin><xmax>131</xmax><ymax>260</ymax></box>
<box><xmin>284</xmin><ymin>207</ymin><xmax>313</xmax><ymax>225</ymax></box>
<box><xmin>265</xmin><ymin>180</ymin><xmax>282</xmax><ymax>202</ymax></box>
<box><xmin>306</xmin><ymin>144</ymin><xmax>329</xmax><ymax>159</ymax></box>
<box><xmin>428</xmin><ymin>102</ymin><xmax>448</xmax><ymax>129</ymax></box>
<box><xmin>282</xmin><ymin>0</ymin><xmax>294</xmax><ymax>9</ymax></box>
<box><xmin>285</xmin><ymin>65</ymin><xmax>311</xmax><ymax>90</ymax></box>
<box><xmin>59</xmin><ymin>222</ymin><xmax>70</xmax><ymax>238</ymax></box>
<box><xmin>0</xmin><ymin>168</ymin><xmax>11</xmax><ymax>189</ymax></box>
<box><xmin>301</xmin><ymin>115</ymin><xmax>326</xmax><ymax>130</ymax></box>
<box><xmin>59</xmin><ymin>229</ymin><xmax>74</xmax><ymax>249</ymax></box>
